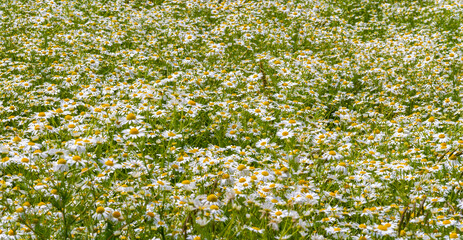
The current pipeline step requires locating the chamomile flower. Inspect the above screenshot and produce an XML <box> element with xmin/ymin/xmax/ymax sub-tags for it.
<box><xmin>162</xmin><ymin>130</ymin><xmax>182</xmax><ymax>139</ymax></box>
<box><xmin>120</xmin><ymin>113</ymin><xmax>144</xmax><ymax>125</ymax></box>
<box><xmin>100</xmin><ymin>158</ymin><xmax>122</xmax><ymax>171</ymax></box>
<box><xmin>270</xmin><ymin>209</ymin><xmax>288</xmax><ymax>219</ymax></box>
<box><xmin>276</xmin><ymin>128</ymin><xmax>294</xmax><ymax>139</ymax></box>
<box><xmin>93</xmin><ymin>206</ymin><xmax>111</xmax><ymax>221</ymax></box>
<box><xmin>373</xmin><ymin>222</ymin><xmax>396</xmax><ymax>237</ymax></box>
<box><xmin>53</xmin><ymin>158</ymin><xmax>69</xmax><ymax>172</ymax></box>
<box><xmin>122</xmin><ymin>126</ymin><xmax>146</xmax><ymax>139</ymax></box>
<box><xmin>65</xmin><ymin>155</ymin><xmax>87</xmax><ymax>168</ymax></box>
<box><xmin>256</xmin><ymin>138</ymin><xmax>271</xmax><ymax>149</ymax></box>
<box><xmin>246</xmin><ymin>226</ymin><xmax>264</xmax><ymax>234</ymax></box>
<box><xmin>433</xmin><ymin>133</ymin><xmax>450</xmax><ymax>143</ymax></box>
<box><xmin>323</xmin><ymin>150</ymin><xmax>343</xmax><ymax>160</ymax></box>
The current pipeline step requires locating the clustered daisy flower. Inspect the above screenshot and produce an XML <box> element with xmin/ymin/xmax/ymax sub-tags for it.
<box><xmin>1</xmin><ymin>0</ymin><xmax>463</xmax><ymax>239</ymax></box>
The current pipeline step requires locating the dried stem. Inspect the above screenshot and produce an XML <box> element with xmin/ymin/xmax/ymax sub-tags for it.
<box><xmin>397</xmin><ymin>206</ymin><xmax>408</xmax><ymax>235</ymax></box>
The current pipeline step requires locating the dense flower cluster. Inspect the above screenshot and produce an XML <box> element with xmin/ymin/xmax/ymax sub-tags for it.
<box><xmin>1</xmin><ymin>0</ymin><xmax>463</xmax><ymax>239</ymax></box>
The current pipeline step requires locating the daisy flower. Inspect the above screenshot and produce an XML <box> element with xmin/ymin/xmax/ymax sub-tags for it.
<box><xmin>93</xmin><ymin>206</ymin><xmax>111</xmax><ymax>221</ymax></box>
<box><xmin>120</xmin><ymin>112</ymin><xmax>144</xmax><ymax>125</ymax></box>
<box><xmin>162</xmin><ymin>130</ymin><xmax>182</xmax><ymax>139</ymax></box>
<box><xmin>276</xmin><ymin>128</ymin><xmax>294</xmax><ymax>139</ymax></box>
<box><xmin>322</xmin><ymin>150</ymin><xmax>343</xmax><ymax>160</ymax></box>
<box><xmin>245</xmin><ymin>226</ymin><xmax>264</xmax><ymax>234</ymax></box>
<box><xmin>433</xmin><ymin>132</ymin><xmax>450</xmax><ymax>143</ymax></box>
<box><xmin>65</xmin><ymin>155</ymin><xmax>87</xmax><ymax>168</ymax></box>
<box><xmin>373</xmin><ymin>222</ymin><xmax>396</xmax><ymax>237</ymax></box>
<box><xmin>122</xmin><ymin>126</ymin><xmax>146</xmax><ymax>139</ymax></box>
<box><xmin>256</xmin><ymin>138</ymin><xmax>271</xmax><ymax>149</ymax></box>
<box><xmin>100</xmin><ymin>158</ymin><xmax>122</xmax><ymax>171</ymax></box>
<box><xmin>270</xmin><ymin>209</ymin><xmax>288</xmax><ymax>219</ymax></box>
<box><xmin>53</xmin><ymin>158</ymin><xmax>69</xmax><ymax>172</ymax></box>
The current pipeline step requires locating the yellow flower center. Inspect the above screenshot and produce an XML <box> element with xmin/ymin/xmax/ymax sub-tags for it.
<box><xmin>207</xmin><ymin>194</ymin><xmax>218</xmax><ymax>202</ymax></box>
<box><xmin>129</xmin><ymin>128</ymin><xmax>139</xmax><ymax>135</ymax></box>
<box><xmin>237</xmin><ymin>164</ymin><xmax>246</xmax><ymax>171</ymax></box>
<box><xmin>377</xmin><ymin>225</ymin><xmax>388</xmax><ymax>231</ymax></box>
<box><xmin>126</xmin><ymin>113</ymin><xmax>136</xmax><ymax>120</ymax></box>
<box><xmin>112</xmin><ymin>211</ymin><xmax>121</xmax><ymax>218</ymax></box>
<box><xmin>96</xmin><ymin>207</ymin><xmax>105</xmax><ymax>214</ymax></box>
